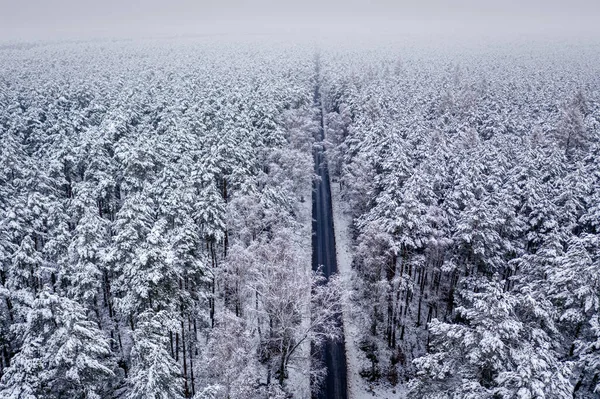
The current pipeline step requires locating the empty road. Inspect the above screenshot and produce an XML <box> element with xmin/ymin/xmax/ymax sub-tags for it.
<box><xmin>312</xmin><ymin>55</ymin><xmax>348</xmax><ymax>399</ymax></box>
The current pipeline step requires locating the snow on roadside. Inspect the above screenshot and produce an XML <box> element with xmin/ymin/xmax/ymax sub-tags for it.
<box><xmin>286</xmin><ymin>182</ymin><xmax>314</xmax><ymax>398</ymax></box>
<box><xmin>331</xmin><ymin>181</ymin><xmax>407</xmax><ymax>399</ymax></box>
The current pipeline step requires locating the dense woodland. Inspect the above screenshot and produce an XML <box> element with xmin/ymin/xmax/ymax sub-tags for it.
<box><xmin>321</xmin><ymin>44</ymin><xmax>600</xmax><ymax>397</ymax></box>
<box><xmin>0</xmin><ymin>39</ymin><xmax>599</xmax><ymax>399</ymax></box>
<box><xmin>0</xmin><ymin>40</ymin><xmax>344</xmax><ymax>399</ymax></box>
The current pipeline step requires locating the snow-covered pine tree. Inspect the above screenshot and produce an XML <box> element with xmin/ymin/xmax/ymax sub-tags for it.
<box><xmin>127</xmin><ymin>310</ymin><xmax>184</xmax><ymax>399</ymax></box>
<box><xmin>410</xmin><ymin>276</ymin><xmax>572</xmax><ymax>398</ymax></box>
<box><xmin>0</xmin><ymin>288</ymin><xmax>115</xmax><ymax>399</ymax></box>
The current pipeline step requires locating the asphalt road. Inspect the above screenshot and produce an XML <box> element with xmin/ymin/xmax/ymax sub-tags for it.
<box><xmin>312</xmin><ymin>59</ymin><xmax>348</xmax><ymax>399</ymax></box>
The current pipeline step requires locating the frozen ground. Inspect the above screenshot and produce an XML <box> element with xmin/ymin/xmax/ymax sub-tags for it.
<box><xmin>331</xmin><ymin>182</ymin><xmax>407</xmax><ymax>399</ymax></box>
<box><xmin>286</xmin><ymin>182</ymin><xmax>315</xmax><ymax>398</ymax></box>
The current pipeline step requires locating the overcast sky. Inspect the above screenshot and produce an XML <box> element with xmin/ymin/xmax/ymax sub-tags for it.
<box><xmin>0</xmin><ymin>0</ymin><xmax>599</xmax><ymax>42</ymax></box>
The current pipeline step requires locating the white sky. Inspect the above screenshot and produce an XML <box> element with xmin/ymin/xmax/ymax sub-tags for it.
<box><xmin>0</xmin><ymin>0</ymin><xmax>599</xmax><ymax>42</ymax></box>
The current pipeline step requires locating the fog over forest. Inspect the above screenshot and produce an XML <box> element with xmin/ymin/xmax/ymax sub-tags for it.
<box><xmin>1</xmin><ymin>0</ymin><xmax>600</xmax><ymax>42</ymax></box>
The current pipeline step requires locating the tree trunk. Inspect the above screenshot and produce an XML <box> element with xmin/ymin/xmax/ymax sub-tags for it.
<box><xmin>170</xmin><ymin>331</ymin><xmax>175</xmax><ymax>358</ymax></box>
<box><xmin>416</xmin><ymin>295</ymin><xmax>422</xmax><ymax>327</ymax></box>
<box><xmin>188</xmin><ymin>317</ymin><xmax>196</xmax><ymax>396</ymax></box>
<box><xmin>278</xmin><ymin>347</ymin><xmax>287</xmax><ymax>386</ymax></box>
<box><xmin>176</xmin><ymin>333</ymin><xmax>179</xmax><ymax>362</ymax></box>
<box><xmin>181</xmin><ymin>320</ymin><xmax>189</xmax><ymax>398</ymax></box>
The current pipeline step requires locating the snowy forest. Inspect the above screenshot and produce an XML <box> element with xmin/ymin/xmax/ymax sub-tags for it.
<box><xmin>0</xmin><ymin>38</ymin><xmax>599</xmax><ymax>399</ymax></box>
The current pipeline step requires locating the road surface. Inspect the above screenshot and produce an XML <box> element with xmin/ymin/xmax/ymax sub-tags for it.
<box><xmin>312</xmin><ymin>56</ymin><xmax>348</xmax><ymax>399</ymax></box>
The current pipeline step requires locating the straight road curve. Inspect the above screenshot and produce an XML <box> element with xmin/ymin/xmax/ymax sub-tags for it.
<box><xmin>312</xmin><ymin>55</ymin><xmax>348</xmax><ymax>399</ymax></box>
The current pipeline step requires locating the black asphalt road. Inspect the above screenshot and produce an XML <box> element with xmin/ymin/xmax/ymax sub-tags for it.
<box><xmin>312</xmin><ymin>57</ymin><xmax>348</xmax><ymax>399</ymax></box>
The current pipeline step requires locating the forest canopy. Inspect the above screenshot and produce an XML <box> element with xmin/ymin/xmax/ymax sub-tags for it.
<box><xmin>0</xmin><ymin>38</ymin><xmax>599</xmax><ymax>398</ymax></box>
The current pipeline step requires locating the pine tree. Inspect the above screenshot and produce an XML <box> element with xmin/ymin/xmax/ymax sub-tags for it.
<box><xmin>67</xmin><ymin>184</ymin><xmax>109</xmax><ymax>311</ymax></box>
<box><xmin>116</xmin><ymin>216</ymin><xmax>179</xmax><ymax>327</ymax></box>
<box><xmin>0</xmin><ymin>289</ymin><xmax>114</xmax><ymax>399</ymax></box>
<box><xmin>8</xmin><ymin>236</ymin><xmax>42</xmax><ymax>326</ymax></box>
<box><xmin>410</xmin><ymin>276</ymin><xmax>572</xmax><ymax>398</ymax></box>
<box><xmin>127</xmin><ymin>310</ymin><xmax>184</xmax><ymax>399</ymax></box>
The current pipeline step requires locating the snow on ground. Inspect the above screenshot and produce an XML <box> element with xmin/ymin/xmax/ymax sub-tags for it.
<box><xmin>331</xmin><ymin>181</ymin><xmax>407</xmax><ymax>399</ymax></box>
<box><xmin>287</xmin><ymin>183</ymin><xmax>315</xmax><ymax>398</ymax></box>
